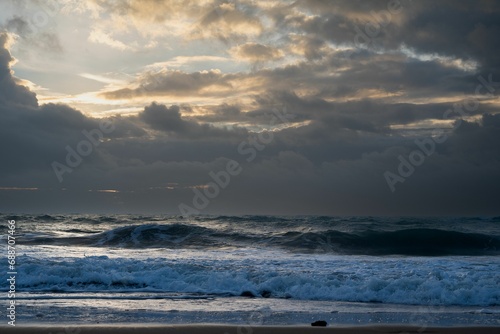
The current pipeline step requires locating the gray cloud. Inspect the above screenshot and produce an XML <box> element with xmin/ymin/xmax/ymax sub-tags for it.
<box><xmin>102</xmin><ymin>69</ymin><xmax>233</xmax><ymax>99</ymax></box>
<box><xmin>0</xmin><ymin>33</ymin><xmax>38</xmax><ymax>106</ymax></box>
<box><xmin>3</xmin><ymin>15</ymin><xmax>63</xmax><ymax>54</ymax></box>
<box><xmin>230</xmin><ymin>42</ymin><xmax>283</xmax><ymax>62</ymax></box>
<box><xmin>138</xmin><ymin>102</ymin><xmax>247</xmax><ymax>139</ymax></box>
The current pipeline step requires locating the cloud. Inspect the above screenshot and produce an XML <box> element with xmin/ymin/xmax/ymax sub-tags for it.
<box><xmin>3</xmin><ymin>16</ymin><xmax>64</xmax><ymax>54</ymax></box>
<box><xmin>0</xmin><ymin>33</ymin><xmax>38</xmax><ymax>106</ymax></box>
<box><xmin>138</xmin><ymin>102</ymin><xmax>247</xmax><ymax>139</ymax></box>
<box><xmin>102</xmin><ymin>69</ymin><xmax>233</xmax><ymax>99</ymax></box>
<box><xmin>88</xmin><ymin>0</ymin><xmax>264</xmax><ymax>42</ymax></box>
<box><xmin>286</xmin><ymin>34</ymin><xmax>327</xmax><ymax>60</ymax></box>
<box><xmin>88</xmin><ymin>29</ymin><xmax>134</xmax><ymax>51</ymax></box>
<box><xmin>139</xmin><ymin>103</ymin><xmax>191</xmax><ymax>133</ymax></box>
<box><xmin>147</xmin><ymin>56</ymin><xmax>230</xmax><ymax>69</ymax></box>
<box><xmin>1</xmin><ymin>0</ymin><xmax>500</xmax><ymax>215</ymax></box>
<box><xmin>287</xmin><ymin>0</ymin><xmax>500</xmax><ymax>76</ymax></box>
<box><xmin>230</xmin><ymin>42</ymin><xmax>284</xmax><ymax>62</ymax></box>
<box><xmin>189</xmin><ymin>2</ymin><xmax>263</xmax><ymax>41</ymax></box>
<box><xmin>90</xmin><ymin>0</ymin><xmax>206</xmax><ymax>22</ymax></box>
<box><xmin>0</xmin><ymin>32</ymin><xmax>125</xmax><ymax>184</ymax></box>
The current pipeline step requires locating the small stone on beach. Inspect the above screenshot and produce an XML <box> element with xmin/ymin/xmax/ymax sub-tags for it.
<box><xmin>311</xmin><ymin>320</ymin><xmax>327</xmax><ymax>327</ymax></box>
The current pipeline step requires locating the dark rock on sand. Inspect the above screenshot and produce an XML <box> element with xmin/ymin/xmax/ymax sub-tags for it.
<box><xmin>240</xmin><ymin>291</ymin><xmax>256</xmax><ymax>297</ymax></box>
<box><xmin>260</xmin><ymin>290</ymin><xmax>272</xmax><ymax>298</ymax></box>
<box><xmin>311</xmin><ymin>320</ymin><xmax>327</xmax><ymax>327</ymax></box>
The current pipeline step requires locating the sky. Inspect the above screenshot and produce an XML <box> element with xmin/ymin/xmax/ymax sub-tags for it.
<box><xmin>0</xmin><ymin>0</ymin><xmax>499</xmax><ymax>215</ymax></box>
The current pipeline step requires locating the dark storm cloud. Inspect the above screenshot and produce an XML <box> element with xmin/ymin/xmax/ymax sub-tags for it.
<box><xmin>242</xmin><ymin>89</ymin><xmax>491</xmax><ymax>134</ymax></box>
<box><xmin>0</xmin><ymin>33</ymin><xmax>37</xmax><ymax>106</ymax></box>
<box><xmin>140</xmin><ymin>103</ymin><xmax>188</xmax><ymax>132</ymax></box>
<box><xmin>392</xmin><ymin>1</ymin><xmax>500</xmax><ymax>71</ymax></box>
<box><xmin>138</xmin><ymin>102</ymin><xmax>247</xmax><ymax>138</ymax></box>
<box><xmin>0</xmin><ymin>34</ymin><xmax>139</xmax><ymax>185</ymax></box>
<box><xmin>290</xmin><ymin>0</ymin><xmax>500</xmax><ymax>74</ymax></box>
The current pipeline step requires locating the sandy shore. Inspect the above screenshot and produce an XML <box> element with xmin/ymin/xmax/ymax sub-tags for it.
<box><xmin>1</xmin><ymin>325</ymin><xmax>499</xmax><ymax>334</ymax></box>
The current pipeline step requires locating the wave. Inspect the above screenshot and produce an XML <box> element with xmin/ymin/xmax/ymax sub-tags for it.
<box><xmin>5</xmin><ymin>214</ymin><xmax>500</xmax><ymax>308</ymax></box>
<box><xmin>13</xmin><ymin>255</ymin><xmax>500</xmax><ymax>306</ymax></box>
<box><xmin>280</xmin><ymin>228</ymin><xmax>500</xmax><ymax>255</ymax></box>
<box><xmin>18</xmin><ymin>223</ymin><xmax>500</xmax><ymax>256</ymax></box>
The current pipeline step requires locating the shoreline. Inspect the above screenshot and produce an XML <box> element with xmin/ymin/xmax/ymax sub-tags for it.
<box><xmin>1</xmin><ymin>324</ymin><xmax>499</xmax><ymax>334</ymax></box>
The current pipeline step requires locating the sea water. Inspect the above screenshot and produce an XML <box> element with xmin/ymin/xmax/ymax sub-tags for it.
<box><xmin>1</xmin><ymin>214</ymin><xmax>499</xmax><ymax>326</ymax></box>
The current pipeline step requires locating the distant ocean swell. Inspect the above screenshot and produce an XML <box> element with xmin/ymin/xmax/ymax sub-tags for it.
<box><xmin>18</xmin><ymin>223</ymin><xmax>500</xmax><ymax>256</ymax></box>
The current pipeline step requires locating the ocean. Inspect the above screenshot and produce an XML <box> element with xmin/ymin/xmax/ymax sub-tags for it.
<box><xmin>2</xmin><ymin>214</ymin><xmax>499</xmax><ymax>327</ymax></box>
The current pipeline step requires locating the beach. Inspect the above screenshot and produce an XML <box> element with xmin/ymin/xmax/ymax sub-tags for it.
<box><xmin>1</xmin><ymin>325</ymin><xmax>500</xmax><ymax>334</ymax></box>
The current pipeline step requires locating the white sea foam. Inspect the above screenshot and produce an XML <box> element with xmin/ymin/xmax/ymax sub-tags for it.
<box><xmin>14</xmin><ymin>249</ymin><xmax>500</xmax><ymax>307</ymax></box>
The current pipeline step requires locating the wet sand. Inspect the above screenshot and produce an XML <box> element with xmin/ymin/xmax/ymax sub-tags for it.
<box><xmin>1</xmin><ymin>324</ymin><xmax>499</xmax><ymax>334</ymax></box>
